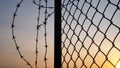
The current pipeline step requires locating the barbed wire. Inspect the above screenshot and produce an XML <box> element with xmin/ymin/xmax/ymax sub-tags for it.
<box><xmin>43</xmin><ymin>0</ymin><xmax>48</xmax><ymax>68</ymax></box>
<box><xmin>33</xmin><ymin>0</ymin><xmax>54</xmax><ymax>68</ymax></box>
<box><xmin>11</xmin><ymin>0</ymin><xmax>33</xmax><ymax>68</ymax></box>
<box><xmin>33</xmin><ymin>0</ymin><xmax>54</xmax><ymax>9</ymax></box>
<box><xmin>34</xmin><ymin>0</ymin><xmax>43</xmax><ymax>68</ymax></box>
<box><xmin>11</xmin><ymin>0</ymin><xmax>54</xmax><ymax>68</ymax></box>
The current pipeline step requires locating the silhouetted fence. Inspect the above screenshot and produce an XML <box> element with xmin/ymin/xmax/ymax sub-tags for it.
<box><xmin>11</xmin><ymin>0</ymin><xmax>120</xmax><ymax>68</ymax></box>
<box><xmin>61</xmin><ymin>0</ymin><xmax>120</xmax><ymax>68</ymax></box>
<box><xmin>11</xmin><ymin>0</ymin><xmax>53</xmax><ymax>68</ymax></box>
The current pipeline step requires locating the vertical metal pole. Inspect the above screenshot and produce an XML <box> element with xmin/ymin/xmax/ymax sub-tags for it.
<box><xmin>54</xmin><ymin>0</ymin><xmax>61</xmax><ymax>68</ymax></box>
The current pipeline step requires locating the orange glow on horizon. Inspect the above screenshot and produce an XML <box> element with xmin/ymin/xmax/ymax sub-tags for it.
<box><xmin>116</xmin><ymin>60</ymin><xmax>120</xmax><ymax>68</ymax></box>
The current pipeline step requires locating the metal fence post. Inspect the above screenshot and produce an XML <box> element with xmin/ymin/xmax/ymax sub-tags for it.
<box><xmin>54</xmin><ymin>0</ymin><xmax>61</xmax><ymax>68</ymax></box>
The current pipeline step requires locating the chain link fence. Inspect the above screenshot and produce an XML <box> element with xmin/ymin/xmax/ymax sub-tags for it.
<box><xmin>61</xmin><ymin>0</ymin><xmax>120</xmax><ymax>68</ymax></box>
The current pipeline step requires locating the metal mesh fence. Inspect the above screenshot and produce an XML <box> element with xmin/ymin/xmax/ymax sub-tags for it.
<box><xmin>61</xmin><ymin>0</ymin><xmax>120</xmax><ymax>68</ymax></box>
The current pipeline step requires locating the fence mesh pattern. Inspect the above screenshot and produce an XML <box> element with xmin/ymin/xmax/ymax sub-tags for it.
<box><xmin>61</xmin><ymin>0</ymin><xmax>120</xmax><ymax>68</ymax></box>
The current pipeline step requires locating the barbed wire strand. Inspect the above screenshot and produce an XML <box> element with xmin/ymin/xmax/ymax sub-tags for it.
<box><xmin>11</xmin><ymin>0</ymin><xmax>54</xmax><ymax>68</ymax></box>
<box><xmin>11</xmin><ymin>0</ymin><xmax>33</xmax><ymax>68</ymax></box>
<box><xmin>33</xmin><ymin>0</ymin><xmax>54</xmax><ymax>9</ymax></box>
<box><xmin>34</xmin><ymin>0</ymin><xmax>43</xmax><ymax>68</ymax></box>
<box><xmin>43</xmin><ymin>0</ymin><xmax>48</xmax><ymax>68</ymax></box>
<box><xmin>33</xmin><ymin>0</ymin><xmax>54</xmax><ymax>68</ymax></box>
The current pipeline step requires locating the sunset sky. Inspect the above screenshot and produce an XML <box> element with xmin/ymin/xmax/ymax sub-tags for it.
<box><xmin>61</xmin><ymin>0</ymin><xmax>120</xmax><ymax>68</ymax></box>
<box><xmin>0</xmin><ymin>0</ymin><xmax>54</xmax><ymax>68</ymax></box>
<box><xmin>0</xmin><ymin>0</ymin><xmax>120</xmax><ymax>68</ymax></box>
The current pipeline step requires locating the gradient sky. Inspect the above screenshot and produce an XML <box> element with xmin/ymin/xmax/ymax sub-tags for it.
<box><xmin>61</xmin><ymin>0</ymin><xmax>120</xmax><ymax>68</ymax></box>
<box><xmin>0</xmin><ymin>0</ymin><xmax>54</xmax><ymax>68</ymax></box>
<box><xmin>0</xmin><ymin>0</ymin><xmax>120</xmax><ymax>68</ymax></box>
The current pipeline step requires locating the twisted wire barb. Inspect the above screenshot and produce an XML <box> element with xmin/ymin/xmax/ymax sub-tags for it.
<box><xmin>11</xmin><ymin>0</ymin><xmax>33</xmax><ymax>68</ymax></box>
